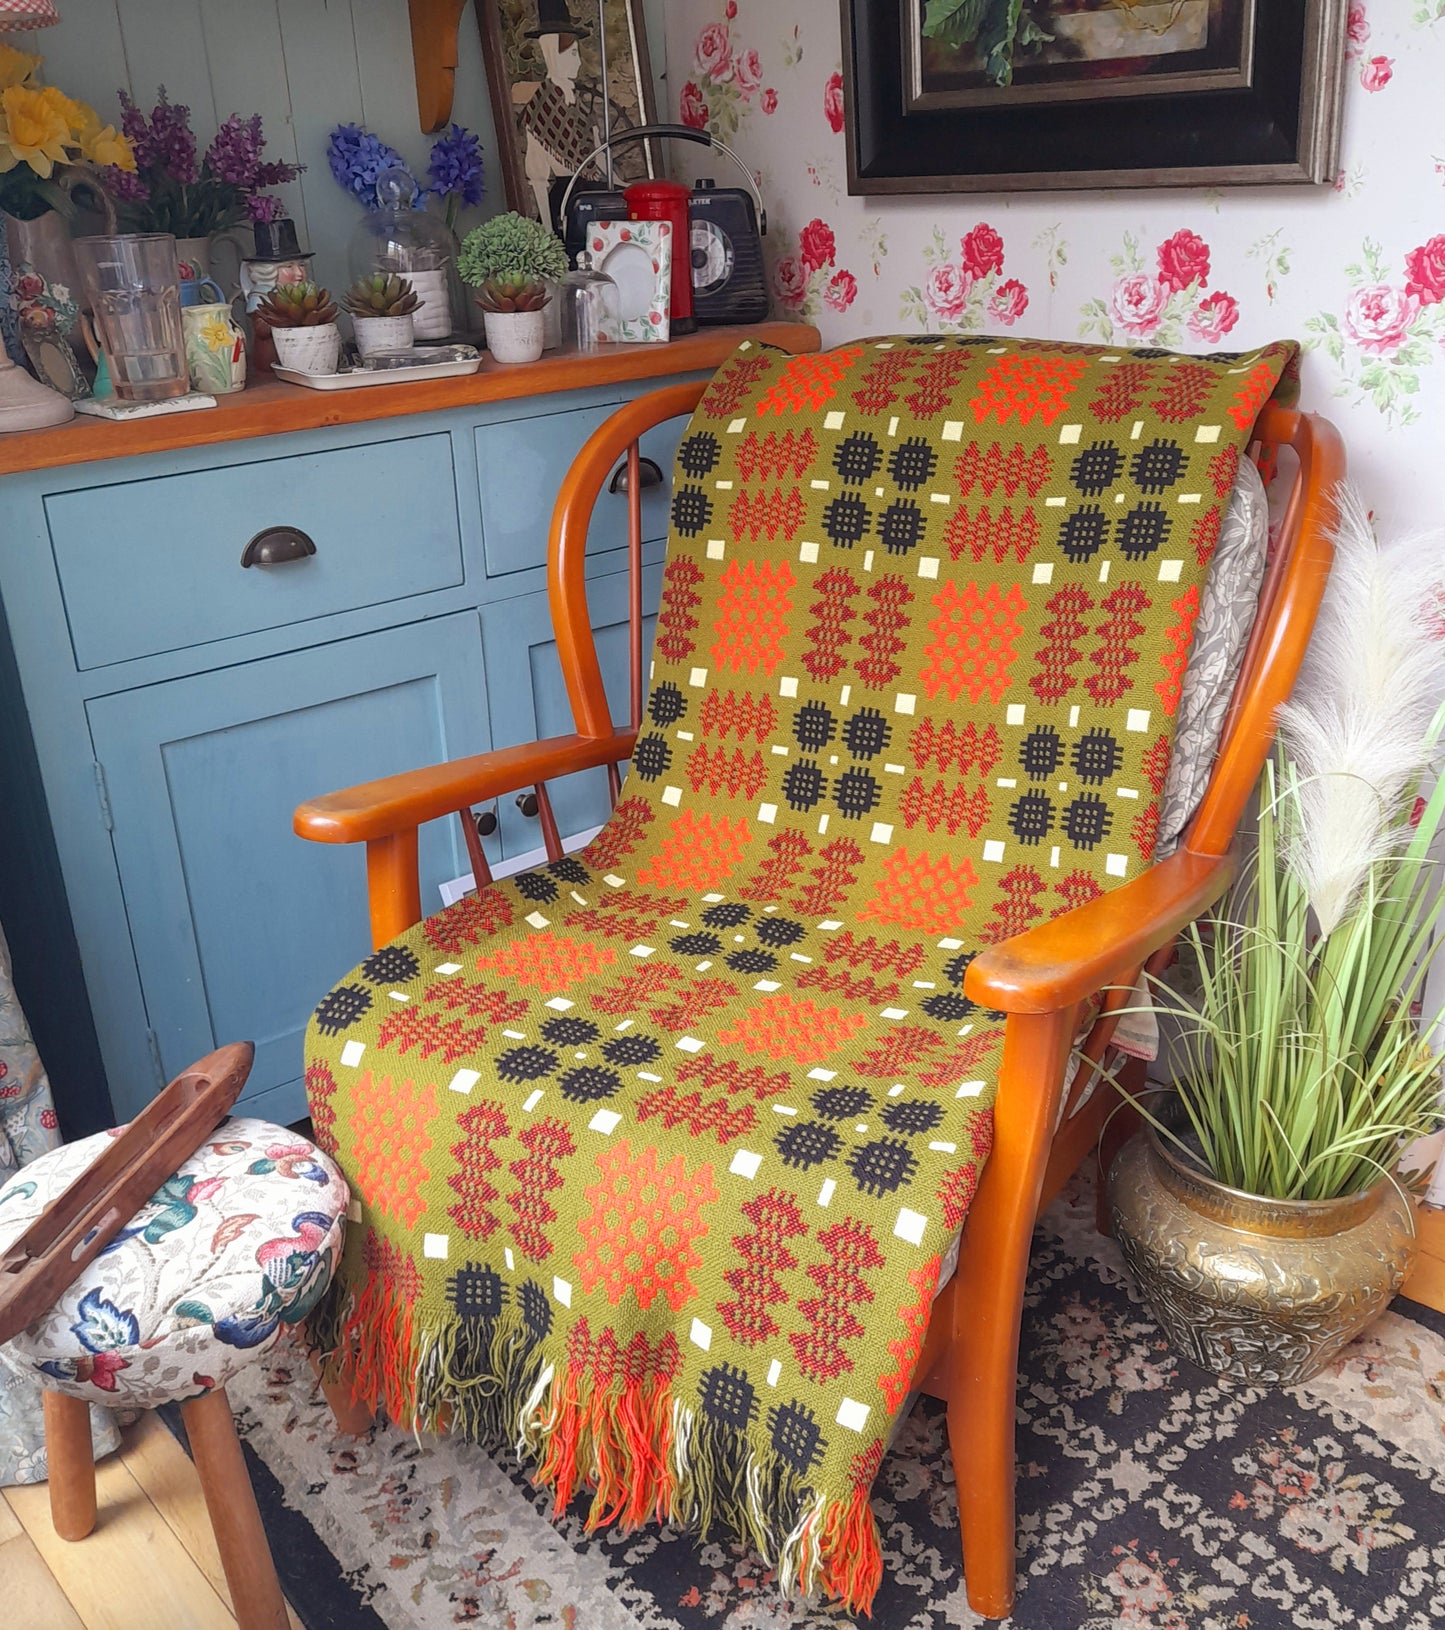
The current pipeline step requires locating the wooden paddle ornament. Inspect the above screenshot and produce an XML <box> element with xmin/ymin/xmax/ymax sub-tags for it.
<box><xmin>0</xmin><ymin>1041</ymin><xmax>254</xmax><ymax>1347</ymax></box>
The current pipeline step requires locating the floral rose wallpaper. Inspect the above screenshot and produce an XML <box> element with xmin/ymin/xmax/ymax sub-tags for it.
<box><xmin>666</xmin><ymin>0</ymin><xmax>1442</xmax><ymax>528</ymax></box>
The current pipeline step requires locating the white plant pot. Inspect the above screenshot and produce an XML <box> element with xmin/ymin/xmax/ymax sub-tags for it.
<box><xmin>271</xmin><ymin>323</ymin><xmax>341</xmax><ymax>375</ymax></box>
<box><xmin>407</xmin><ymin>268</ymin><xmax>453</xmax><ymax>340</ymax></box>
<box><xmin>483</xmin><ymin>308</ymin><xmax>546</xmax><ymax>365</ymax></box>
<box><xmin>352</xmin><ymin>313</ymin><xmax>415</xmax><ymax>357</ymax></box>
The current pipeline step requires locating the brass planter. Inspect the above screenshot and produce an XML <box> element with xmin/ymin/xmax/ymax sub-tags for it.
<box><xmin>1109</xmin><ymin>1127</ymin><xmax>1417</xmax><ymax>1385</ymax></box>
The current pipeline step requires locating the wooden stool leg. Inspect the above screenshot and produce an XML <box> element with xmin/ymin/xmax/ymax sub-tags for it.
<box><xmin>42</xmin><ymin>1390</ymin><xmax>97</xmax><ymax>1541</ymax></box>
<box><xmin>181</xmin><ymin>1387</ymin><xmax>289</xmax><ymax>1630</ymax></box>
<box><xmin>307</xmin><ymin>1349</ymin><xmax>374</xmax><ymax>1436</ymax></box>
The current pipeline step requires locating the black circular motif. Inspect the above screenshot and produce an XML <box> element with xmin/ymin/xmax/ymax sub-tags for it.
<box><xmin>558</xmin><ymin>1065</ymin><xmax>623</xmax><ymax>1102</ymax></box>
<box><xmin>678</xmin><ymin>430</ymin><xmax>721</xmax><ymax>477</ymax></box>
<box><xmin>1019</xmin><ymin>726</ymin><xmax>1063</xmax><ymax>781</ymax></box>
<box><xmin>1008</xmin><ymin>791</ymin><xmax>1054</xmax><ymax>846</ymax></box>
<box><xmin>1063</xmin><ymin>793</ymin><xmax>1113</xmax><ymax>851</ymax></box>
<box><xmin>769</xmin><ymin>1401</ymin><xmax>825</xmax><ymax>1476</ymax></box>
<box><xmin>775</xmin><ymin>1120</ymin><xmax>842</xmax><ymax>1170</ymax></box>
<box><xmin>314</xmin><ymin>983</ymin><xmax>371</xmax><ymax>1035</ymax></box>
<box><xmin>812</xmin><ymin>1085</ymin><xmax>872</xmax><ymax>1120</ymax></box>
<box><xmin>848</xmin><ymin>1136</ymin><xmax>918</xmax><ymax>1197</ymax></box>
<box><xmin>793</xmin><ymin>701</ymin><xmax>837</xmax><ymax>751</ymax></box>
<box><xmin>670</xmin><ymin>484</ymin><xmax>712</xmax><ymax>538</ymax></box>
<box><xmin>698</xmin><ymin>1362</ymin><xmax>758</xmax><ymax>1431</ymax></box>
<box><xmin>670</xmin><ymin>930</ymin><xmax>722</xmax><ymax>956</ymax></box>
<box><xmin>726</xmin><ymin>948</ymin><xmax>778</xmax><ymax>974</ymax></box>
<box><xmin>921</xmin><ymin>991</ymin><xmax>973</xmax><ymax>1023</ymax></box>
<box><xmin>833</xmin><ymin>432</ymin><xmax>881</xmax><ymax>485</ymax></box>
<box><xmin>514</xmin><ymin>870</ymin><xmax>559</xmax><ymax>903</ymax></box>
<box><xmin>648</xmin><ymin>682</ymin><xmax>686</xmax><ymax>727</ymax></box>
<box><xmin>877</xmin><ymin>499</ymin><xmax>924</xmax><ymax>556</ymax></box>
<box><xmin>881</xmin><ymin>1099</ymin><xmax>945</xmax><ymax>1136</ymax></box>
<box><xmin>1070</xmin><ymin>441</ymin><xmax>1123</xmax><ymax>498</ymax></box>
<box><xmin>842</xmin><ymin>707</ymin><xmax>890</xmax><ymax>759</ymax></box>
<box><xmin>755</xmin><ymin>916</ymin><xmax>806</xmax><ymax>948</ymax></box>
<box><xmin>834</xmin><ymin>767</ymin><xmax>881</xmax><ymax>819</ymax></box>
<box><xmin>1071</xmin><ymin>727</ymin><xmax>1121</xmax><ymax>786</ymax></box>
<box><xmin>360</xmin><ymin>945</ymin><xmax>420</xmax><ymax>986</ymax></box>
<box><xmin>496</xmin><ymin>1045</ymin><xmax>558</xmax><ymax>1083</ymax></box>
<box><xmin>1117</xmin><ymin>500</ymin><xmax>1171</xmax><ymax>562</ymax></box>
<box><xmin>701</xmin><ymin>902</ymin><xmax>750</xmax><ymax>929</ymax></box>
<box><xmin>601</xmin><ymin>1033</ymin><xmax>663</xmax><ymax>1067</ymax></box>
<box><xmin>632</xmin><ymin>734</ymin><xmax>672</xmax><ymax>781</ymax></box>
<box><xmin>1059</xmin><ymin>505</ymin><xmax>1108</xmax><ymax>563</ymax></box>
<box><xmin>1130</xmin><ymin>438</ymin><xmax>1185</xmax><ymax>494</ymax></box>
<box><xmin>448</xmin><ymin>1264</ymin><xmax>504</xmax><ymax>1323</ymax></box>
<box><xmin>781</xmin><ymin>759</ymin><xmax>826</xmax><ymax>812</ymax></box>
<box><xmin>541</xmin><ymin>1016</ymin><xmax>600</xmax><ymax>1046</ymax></box>
<box><xmin>888</xmin><ymin>436</ymin><xmax>938</xmax><ymax>492</ymax></box>
<box><xmin>822</xmin><ymin>493</ymin><xmax>870</xmax><ymax>549</ymax></box>
<box><xmin>518</xmin><ymin>1279</ymin><xmax>552</xmax><ymax>1342</ymax></box>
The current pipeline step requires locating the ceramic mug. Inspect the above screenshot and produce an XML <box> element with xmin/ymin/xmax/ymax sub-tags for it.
<box><xmin>182</xmin><ymin>301</ymin><xmax>247</xmax><ymax>394</ymax></box>
<box><xmin>179</xmin><ymin>276</ymin><xmax>226</xmax><ymax>308</ymax></box>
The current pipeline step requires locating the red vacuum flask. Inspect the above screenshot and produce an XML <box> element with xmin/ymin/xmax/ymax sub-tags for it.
<box><xmin>624</xmin><ymin>176</ymin><xmax>696</xmax><ymax>336</ymax></box>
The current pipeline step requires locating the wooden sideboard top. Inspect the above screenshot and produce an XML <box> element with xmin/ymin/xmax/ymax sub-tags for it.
<box><xmin>0</xmin><ymin>322</ymin><xmax>821</xmax><ymax>478</ymax></box>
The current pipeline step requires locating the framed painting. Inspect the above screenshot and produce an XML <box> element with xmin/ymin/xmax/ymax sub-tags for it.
<box><xmin>843</xmin><ymin>0</ymin><xmax>1348</xmax><ymax>193</ymax></box>
<box><xmin>476</xmin><ymin>0</ymin><xmax>660</xmax><ymax>226</ymax></box>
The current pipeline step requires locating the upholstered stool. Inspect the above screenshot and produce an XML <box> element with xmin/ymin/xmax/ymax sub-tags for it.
<box><xmin>0</xmin><ymin>1115</ymin><xmax>347</xmax><ymax>1630</ymax></box>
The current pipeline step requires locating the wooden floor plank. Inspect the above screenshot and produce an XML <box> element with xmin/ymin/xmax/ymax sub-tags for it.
<box><xmin>1404</xmin><ymin>1244</ymin><xmax>1445</xmax><ymax>1314</ymax></box>
<box><xmin>0</xmin><ymin>1487</ymin><xmax>21</xmax><ymax>1546</ymax></box>
<box><xmin>1</xmin><ymin>1531</ymin><xmax>86</xmax><ymax>1630</ymax></box>
<box><xmin>4</xmin><ymin>1450</ymin><xmax>236</xmax><ymax>1630</ymax></box>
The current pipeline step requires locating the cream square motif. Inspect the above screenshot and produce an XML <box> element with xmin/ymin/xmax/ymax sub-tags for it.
<box><xmin>552</xmin><ymin>1276</ymin><xmax>572</xmax><ymax>1307</ymax></box>
<box><xmin>1126</xmin><ymin>709</ymin><xmax>1151</xmax><ymax>733</ymax></box>
<box><xmin>918</xmin><ymin>556</ymin><xmax>939</xmax><ymax>580</ymax></box>
<box><xmin>588</xmin><ymin>1108</ymin><xmax>622</xmax><ymax>1134</ymax></box>
<box><xmin>982</xmin><ymin>839</ymin><xmax>1006</xmax><ymax>863</ymax></box>
<box><xmin>942</xmin><ymin>420</ymin><xmax>964</xmax><ymax>442</ymax></box>
<box><xmin>818</xmin><ymin>1178</ymin><xmax>836</xmax><ymax>1207</ymax></box>
<box><xmin>1106</xmin><ymin>853</ymin><xmax>1129</xmax><ymax>877</ymax></box>
<box><xmin>676</xmin><ymin>1035</ymin><xmax>704</xmax><ymax>1052</ymax></box>
<box><xmin>1058</xmin><ymin>424</ymin><xmax>1082</xmax><ymax>445</ymax></box>
<box><xmin>661</xmin><ymin>785</ymin><xmax>683</xmax><ymax>807</ymax></box>
<box><xmin>1195</xmin><ymin>424</ymin><xmax>1221</xmax><ymax>443</ymax></box>
<box><xmin>545</xmin><ymin>996</ymin><xmax>575</xmax><ymax>1010</ymax></box>
<box><xmin>447</xmin><ymin>1068</ymin><xmax>481</xmax><ymax>1095</ymax></box>
<box><xmin>434</xmin><ymin>962</ymin><xmax>462</xmax><ymax>975</ymax></box>
<box><xmin>824</xmin><ymin>410</ymin><xmax>846</xmax><ymax>430</ymax></box>
<box><xmin>956</xmin><ymin>1080</ymin><xmax>985</xmax><ymax>1099</ymax></box>
<box><xmin>525</xmin><ymin>911</ymin><xmax>550</xmax><ymax>929</ymax></box>
<box><xmin>690</xmin><ymin>1318</ymin><xmax>712</xmax><ymax>1351</ymax></box>
<box><xmin>523</xmin><ymin>1089</ymin><xmax>545</xmax><ymax>1112</ymax></box>
<box><xmin>870</xmin><ymin>821</ymin><xmax>894</xmax><ymax>844</ymax></box>
<box><xmin>339</xmin><ymin>1040</ymin><xmax>365</xmax><ymax>1068</ymax></box>
<box><xmin>894</xmin><ymin>693</ymin><xmax>916</xmax><ymax>716</ymax></box>
<box><xmin>423</xmin><ymin>1233</ymin><xmax>450</xmax><ymax>1260</ymax></box>
<box><xmin>799</xmin><ymin>540</ymin><xmax>819</xmax><ymax>564</ymax></box>
<box><xmin>706</xmin><ymin>539</ymin><xmax>726</xmax><ymax>560</ymax></box>
<box><xmin>767</xmin><ymin>1359</ymin><xmax>782</xmax><ymax>1386</ymax></box>
<box><xmin>780</xmin><ymin>675</ymin><xmax>799</xmax><ymax>699</ymax></box>
<box><xmin>688</xmin><ymin>666</ymin><xmax>708</xmax><ymax>687</ymax></box>
<box><xmin>757</xmin><ymin>803</ymin><xmax>777</xmax><ymax>824</ymax></box>
<box><xmin>1006</xmin><ymin>703</ymin><xmax>1026</xmax><ymax>726</ymax></box>
<box><xmin>836</xmin><ymin>1397</ymin><xmax>871</xmax><ymax>1433</ymax></box>
<box><xmin>894</xmin><ymin>1208</ymin><xmax>927</xmax><ymax>1246</ymax></box>
<box><xmin>1158</xmin><ymin>559</ymin><xmax>1183</xmax><ymax>582</ymax></box>
<box><xmin>1032</xmin><ymin>562</ymin><xmax>1054</xmax><ymax>585</ymax></box>
<box><xmin>728</xmin><ymin>417</ymin><xmax>747</xmax><ymax>434</ymax></box>
<box><xmin>729</xmin><ymin>1149</ymin><xmax>763</xmax><ymax>1179</ymax></box>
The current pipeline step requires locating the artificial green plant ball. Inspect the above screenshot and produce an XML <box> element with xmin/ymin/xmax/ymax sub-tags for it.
<box><xmin>458</xmin><ymin>211</ymin><xmax>569</xmax><ymax>288</ymax></box>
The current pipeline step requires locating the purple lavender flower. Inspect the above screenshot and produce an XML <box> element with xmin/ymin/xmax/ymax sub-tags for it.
<box><xmin>116</xmin><ymin>87</ymin><xmax>197</xmax><ymax>185</ymax></box>
<box><xmin>205</xmin><ymin>113</ymin><xmax>264</xmax><ymax>189</ymax></box>
<box><xmin>102</xmin><ymin>165</ymin><xmax>150</xmax><ymax>204</ymax></box>
<box><xmin>427</xmin><ymin>123</ymin><xmax>484</xmax><ymax>215</ymax></box>
<box><xmin>247</xmin><ymin>194</ymin><xmax>283</xmax><ymax>224</ymax></box>
<box><xmin>327</xmin><ymin>124</ymin><xmax>414</xmax><ymax>205</ymax></box>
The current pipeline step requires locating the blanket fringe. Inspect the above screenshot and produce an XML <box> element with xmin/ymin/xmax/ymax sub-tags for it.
<box><xmin>307</xmin><ymin>1274</ymin><xmax>884</xmax><ymax>1615</ymax></box>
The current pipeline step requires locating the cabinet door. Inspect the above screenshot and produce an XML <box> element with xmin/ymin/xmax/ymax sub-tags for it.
<box><xmin>481</xmin><ymin>563</ymin><xmax>661</xmax><ymax>858</ymax></box>
<box><xmin>86</xmin><ymin>615</ymin><xmax>491</xmax><ymax>1125</ymax></box>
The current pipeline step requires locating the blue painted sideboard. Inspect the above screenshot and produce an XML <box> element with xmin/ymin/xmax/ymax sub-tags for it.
<box><xmin>0</xmin><ymin>327</ymin><xmax>816</xmax><ymax>1133</ymax></box>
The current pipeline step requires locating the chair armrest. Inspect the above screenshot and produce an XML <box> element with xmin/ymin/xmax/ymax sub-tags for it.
<box><xmin>964</xmin><ymin>845</ymin><xmax>1237</xmax><ymax>1015</ymax></box>
<box><xmin>293</xmin><ymin>728</ymin><xmax>636</xmax><ymax>845</ymax></box>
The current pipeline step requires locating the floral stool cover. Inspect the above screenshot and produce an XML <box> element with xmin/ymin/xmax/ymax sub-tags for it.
<box><xmin>0</xmin><ymin>1116</ymin><xmax>347</xmax><ymax>1411</ymax></box>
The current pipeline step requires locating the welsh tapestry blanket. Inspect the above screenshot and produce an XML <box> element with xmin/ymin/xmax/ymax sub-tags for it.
<box><xmin>304</xmin><ymin>335</ymin><xmax>1299</xmax><ymax>1611</ymax></box>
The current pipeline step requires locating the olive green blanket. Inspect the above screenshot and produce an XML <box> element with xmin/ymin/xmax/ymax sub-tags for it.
<box><xmin>304</xmin><ymin>334</ymin><xmax>1298</xmax><ymax>1609</ymax></box>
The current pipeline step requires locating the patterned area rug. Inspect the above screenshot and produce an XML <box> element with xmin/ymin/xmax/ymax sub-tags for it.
<box><xmin>228</xmin><ymin>1178</ymin><xmax>1445</xmax><ymax>1629</ymax></box>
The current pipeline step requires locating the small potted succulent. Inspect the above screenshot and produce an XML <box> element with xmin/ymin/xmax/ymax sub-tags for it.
<box><xmin>342</xmin><ymin>272</ymin><xmax>420</xmax><ymax>357</ymax></box>
<box><xmin>459</xmin><ymin>211</ymin><xmax>567</xmax><ymax>361</ymax></box>
<box><xmin>473</xmin><ymin>274</ymin><xmax>550</xmax><ymax>364</ymax></box>
<box><xmin>256</xmin><ymin>282</ymin><xmax>341</xmax><ymax>374</ymax></box>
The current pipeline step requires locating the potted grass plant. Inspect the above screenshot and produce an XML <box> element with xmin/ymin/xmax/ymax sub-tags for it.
<box><xmin>1110</xmin><ymin>488</ymin><xmax>1445</xmax><ymax>1385</ymax></box>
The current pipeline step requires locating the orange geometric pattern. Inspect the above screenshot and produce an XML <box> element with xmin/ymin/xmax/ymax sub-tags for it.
<box><xmin>717</xmin><ymin>991</ymin><xmax>868</xmax><ymax>1065</ymax></box>
<box><xmin>636</xmin><ymin>810</ymin><xmax>753</xmax><ymax>892</ymax></box>
<box><xmin>347</xmin><ymin>1069</ymin><xmax>436</xmax><ymax>1230</ymax></box>
<box><xmin>729</xmin><ymin>486</ymin><xmax>808</xmax><ymax>543</ymax></box>
<box><xmin>920</xmin><ymin>579</ymin><xmax>1026</xmax><ymax>704</ymax></box>
<box><xmin>475</xmin><ymin>932</ymin><xmax>616</xmax><ymax>990</ymax></box>
<box><xmin>709</xmin><ymin>558</ymin><xmax>795</xmax><ymax>674</ymax></box>
<box><xmin>573</xmin><ymin>1138</ymin><xmax>718</xmax><ymax>1311</ymax></box>
<box><xmin>969</xmin><ymin>353</ymin><xmax>1088</xmax><ymax>427</ymax></box>
<box><xmin>1155</xmin><ymin>585</ymin><xmax>1201</xmax><ymax>716</ymax></box>
<box><xmin>877</xmin><ymin>1254</ymin><xmax>942</xmax><ymax>1412</ymax></box>
<box><xmin>753</xmin><ymin>346</ymin><xmax>864</xmax><ymax>416</ymax></box>
<box><xmin>858</xmin><ymin>846</ymin><xmax>978</xmax><ymax>934</ymax></box>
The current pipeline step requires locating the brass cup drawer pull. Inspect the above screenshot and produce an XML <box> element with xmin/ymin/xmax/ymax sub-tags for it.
<box><xmin>241</xmin><ymin>526</ymin><xmax>318</xmax><ymax>568</ymax></box>
<box><xmin>607</xmin><ymin>456</ymin><xmax>664</xmax><ymax>495</ymax></box>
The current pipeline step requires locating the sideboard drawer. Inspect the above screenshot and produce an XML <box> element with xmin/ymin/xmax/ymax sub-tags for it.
<box><xmin>47</xmin><ymin>433</ymin><xmax>465</xmax><ymax>669</ymax></box>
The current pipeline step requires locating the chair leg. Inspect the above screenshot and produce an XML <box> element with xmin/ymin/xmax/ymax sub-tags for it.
<box><xmin>181</xmin><ymin>1387</ymin><xmax>290</xmax><ymax>1630</ymax></box>
<box><xmin>947</xmin><ymin>1009</ymin><xmax>1072</xmax><ymax>1620</ymax></box>
<box><xmin>42</xmin><ymin>1390</ymin><xmax>97</xmax><ymax>1541</ymax></box>
<box><xmin>308</xmin><ymin>1349</ymin><xmax>375</xmax><ymax>1436</ymax></box>
<box><xmin>1095</xmin><ymin>1057</ymin><xmax>1146</xmax><ymax>1235</ymax></box>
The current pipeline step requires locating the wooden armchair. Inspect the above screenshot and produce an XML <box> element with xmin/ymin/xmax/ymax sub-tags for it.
<box><xmin>295</xmin><ymin>376</ymin><xmax>1342</xmax><ymax>1619</ymax></box>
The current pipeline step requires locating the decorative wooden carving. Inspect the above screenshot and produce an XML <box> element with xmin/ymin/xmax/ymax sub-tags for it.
<box><xmin>408</xmin><ymin>0</ymin><xmax>469</xmax><ymax>133</ymax></box>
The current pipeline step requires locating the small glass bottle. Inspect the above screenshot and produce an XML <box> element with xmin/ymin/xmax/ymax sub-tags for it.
<box><xmin>558</xmin><ymin>249</ymin><xmax>621</xmax><ymax>354</ymax></box>
<box><xmin>347</xmin><ymin>166</ymin><xmax>461</xmax><ymax>342</ymax></box>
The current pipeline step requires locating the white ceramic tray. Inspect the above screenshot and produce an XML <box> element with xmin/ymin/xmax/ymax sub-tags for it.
<box><xmin>274</xmin><ymin>348</ymin><xmax>482</xmax><ymax>390</ymax></box>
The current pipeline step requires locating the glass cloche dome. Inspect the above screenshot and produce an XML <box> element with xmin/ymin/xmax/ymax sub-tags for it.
<box><xmin>347</xmin><ymin>166</ymin><xmax>463</xmax><ymax>342</ymax></box>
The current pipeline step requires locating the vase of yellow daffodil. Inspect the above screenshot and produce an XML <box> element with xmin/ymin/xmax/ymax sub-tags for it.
<box><xmin>0</xmin><ymin>42</ymin><xmax>134</xmax><ymax>362</ymax></box>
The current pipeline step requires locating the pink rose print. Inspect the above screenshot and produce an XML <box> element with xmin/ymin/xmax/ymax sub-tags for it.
<box><xmin>799</xmin><ymin>218</ymin><xmax>837</xmax><ymax>274</ymax></box>
<box><xmin>725</xmin><ymin>0</ymin><xmax>736</xmax><ymax>14</ymax></box>
<box><xmin>825</xmin><ymin>268</ymin><xmax>859</xmax><ymax>313</ymax></box>
<box><xmin>680</xmin><ymin>81</ymin><xmax>709</xmax><ymax>130</ymax></box>
<box><xmin>1360</xmin><ymin>55</ymin><xmax>1393</xmax><ymax>92</ymax></box>
<box><xmin>15</xmin><ymin>271</ymin><xmax>44</xmax><ymax>299</ymax></box>
<box><xmin>960</xmin><ymin>222</ymin><xmax>1005</xmax><ymax>280</ymax></box>
<box><xmin>1109</xmin><ymin>272</ymin><xmax>1168</xmax><ymax>338</ymax></box>
<box><xmin>988</xmin><ymin>277</ymin><xmax>1029</xmax><ymax>326</ymax></box>
<box><xmin>761</xmin><ymin>87</ymin><xmax>778</xmax><ymax>115</ymax></box>
<box><xmin>695</xmin><ymin>22</ymin><xmax>732</xmax><ymax>82</ymax></box>
<box><xmin>1156</xmin><ymin>228</ymin><xmax>1210</xmax><ymax>294</ymax></box>
<box><xmin>774</xmin><ymin>255</ymin><xmax>808</xmax><ymax>307</ymax></box>
<box><xmin>1343</xmin><ymin>283</ymin><xmax>1418</xmax><ymax>354</ymax></box>
<box><xmin>824</xmin><ymin>71</ymin><xmax>845</xmax><ymax>135</ymax></box>
<box><xmin>1347</xmin><ymin>2</ymin><xmax>1369</xmax><ymax>45</ymax></box>
<box><xmin>924</xmin><ymin>263</ymin><xmax>973</xmax><ymax>324</ymax></box>
<box><xmin>1189</xmin><ymin>290</ymin><xmax>1240</xmax><ymax>343</ymax></box>
<box><xmin>1405</xmin><ymin>235</ymin><xmax>1445</xmax><ymax>305</ymax></box>
<box><xmin>734</xmin><ymin>47</ymin><xmax>763</xmax><ymax>99</ymax></box>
